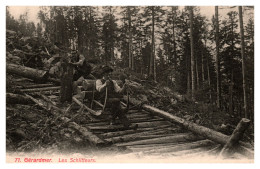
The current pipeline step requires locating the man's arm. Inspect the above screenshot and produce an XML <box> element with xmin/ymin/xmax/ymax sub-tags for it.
<box><xmin>96</xmin><ymin>79</ymin><xmax>106</xmax><ymax>92</ymax></box>
<box><xmin>113</xmin><ymin>80</ymin><xmax>127</xmax><ymax>93</ymax></box>
<box><xmin>72</xmin><ymin>54</ymin><xmax>85</xmax><ymax>66</ymax></box>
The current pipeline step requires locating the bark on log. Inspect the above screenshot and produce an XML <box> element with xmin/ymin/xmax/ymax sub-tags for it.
<box><xmin>19</xmin><ymin>86</ymin><xmax>60</xmax><ymax>92</ymax></box>
<box><xmin>6</xmin><ymin>93</ymin><xmax>33</xmax><ymax>104</ymax></box>
<box><xmin>60</xmin><ymin>117</ymin><xmax>109</xmax><ymax>147</ymax></box>
<box><xmin>87</xmin><ymin>121</ymin><xmax>171</xmax><ymax>132</ymax></box>
<box><xmin>20</xmin><ymin>83</ymin><xmax>55</xmax><ymax>89</ymax></box>
<box><xmin>25</xmin><ymin>94</ymin><xmax>108</xmax><ymax>147</ymax></box>
<box><xmin>135</xmin><ymin>140</ymin><xmax>214</xmax><ymax>154</ymax></box>
<box><xmin>7</xmin><ymin>63</ymin><xmax>48</xmax><ymax>81</ymax></box>
<box><xmin>99</xmin><ymin>124</ymin><xmax>172</xmax><ymax>139</ymax></box>
<box><xmin>219</xmin><ymin>118</ymin><xmax>250</xmax><ymax>157</ymax></box>
<box><xmin>72</xmin><ymin>96</ymin><xmax>101</xmax><ymax>116</ymax></box>
<box><xmin>106</xmin><ymin>128</ymin><xmax>180</xmax><ymax>143</ymax></box>
<box><xmin>124</xmin><ymin>97</ymin><xmax>254</xmax><ymax>157</ymax></box>
<box><xmin>167</xmin><ymin>145</ymin><xmax>216</xmax><ymax>157</ymax></box>
<box><xmin>115</xmin><ymin>133</ymin><xmax>200</xmax><ymax>146</ymax></box>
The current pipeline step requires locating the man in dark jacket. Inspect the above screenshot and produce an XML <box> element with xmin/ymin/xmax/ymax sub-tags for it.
<box><xmin>70</xmin><ymin>50</ymin><xmax>91</xmax><ymax>81</ymax></box>
<box><xmin>96</xmin><ymin>66</ymin><xmax>131</xmax><ymax>127</ymax></box>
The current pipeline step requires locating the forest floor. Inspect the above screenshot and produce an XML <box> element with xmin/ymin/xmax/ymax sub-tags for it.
<box><xmin>6</xmin><ymin>72</ymin><xmax>254</xmax><ymax>156</ymax></box>
<box><xmin>5</xmin><ymin>29</ymin><xmax>254</xmax><ymax>159</ymax></box>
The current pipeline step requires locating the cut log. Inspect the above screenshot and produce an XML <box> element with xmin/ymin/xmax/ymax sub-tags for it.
<box><xmin>219</xmin><ymin>118</ymin><xmax>250</xmax><ymax>157</ymax></box>
<box><xmin>19</xmin><ymin>86</ymin><xmax>60</xmax><ymax>92</ymax></box>
<box><xmin>25</xmin><ymin>94</ymin><xmax>108</xmax><ymax>147</ymax></box>
<box><xmin>166</xmin><ymin>145</ymin><xmax>217</xmax><ymax>157</ymax></box>
<box><xmin>72</xmin><ymin>96</ymin><xmax>101</xmax><ymax>116</ymax></box>
<box><xmin>6</xmin><ymin>93</ymin><xmax>33</xmax><ymax>104</ymax></box>
<box><xmin>87</xmin><ymin>123</ymin><xmax>138</xmax><ymax>132</ymax></box>
<box><xmin>106</xmin><ymin>128</ymin><xmax>181</xmax><ymax>143</ymax></box>
<box><xmin>99</xmin><ymin>125</ymin><xmax>172</xmax><ymax>138</ymax></box>
<box><xmin>126</xmin><ymin>142</ymin><xmax>179</xmax><ymax>151</ymax></box>
<box><xmin>20</xmin><ymin>83</ymin><xmax>55</xmax><ymax>89</ymax></box>
<box><xmin>108</xmin><ymin>134</ymin><xmax>175</xmax><ymax>144</ymax></box>
<box><xmin>61</xmin><ymin>117</ymin><xmax>109</xmax><ymax>147</ymax></box>
<box><xmin>142</xmin><ymin>139</ymin><xmax>215</xmax><ymax>154</ymax></box>
<box><xmin>124</xmin><ymin>97</ymin><xmax>254</xmax><ymax>157</ymax></box>
<box><xmin>114</xmin><ymin>133</ymin><xmax>200</xmax><ymax>146</ymax></box>
<box><xmin>87</xmin><ymin>121</ymin><xmax>171</xmax><ymax>132</ymax></box>
<box><xmin>134</xmin><ymin>121</ymin><xmax>172</xmax><ymax>128</ymax></box>
<box><xmin>37</xmin><ymin>93</ymin><xmax>57</xmax><ymax>106</ymax></box>
<box><xmin>7</xmin><ymin>63</ymin><xmax>48</xmax><ymax>81</ymax></box>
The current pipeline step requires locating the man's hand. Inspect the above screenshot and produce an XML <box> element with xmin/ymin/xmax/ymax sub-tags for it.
<box><xmin>105</xmin><ymin>80</ymin><xmax>111</xmax><ymax>86</ymax></box>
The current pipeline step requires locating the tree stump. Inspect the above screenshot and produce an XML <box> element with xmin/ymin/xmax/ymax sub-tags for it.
<box><xmin>219</xmin><ymin>118</ymin><xmax>250</xmax><ymax>158</ymax></box>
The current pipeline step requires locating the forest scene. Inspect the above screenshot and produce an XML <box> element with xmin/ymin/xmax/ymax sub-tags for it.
<box><xmin>6</xmin><ymin>6</ymin><xmax>254</xmax><ymax>162</ymax></box>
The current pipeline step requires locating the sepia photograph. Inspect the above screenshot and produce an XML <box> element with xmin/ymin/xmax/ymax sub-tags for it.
<box><xmin>4</xmin><ymin>1</ymin><xmax>255</xmax><ymax>165</ymax></box>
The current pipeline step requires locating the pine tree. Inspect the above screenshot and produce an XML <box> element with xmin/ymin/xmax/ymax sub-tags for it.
<box><xmin>215</xmin><ymin>6</ymin><xmax>221</xmax><ymax>108</ymax></box>
<box><xmin>239</xmin><ymin>6</ymin><xmax>248</xmax><ymax>118</ymax></box>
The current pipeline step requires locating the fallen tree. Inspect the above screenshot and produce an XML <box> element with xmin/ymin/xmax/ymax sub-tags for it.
<box><xmin>7</xmin><ymin>63</ymin><xmax>48</xmax><ymax>81</ymax></box>
<box><xmin>7</xmin><ymin>63</ymin><xmax>60</xmax><ymax>84</ymax></box>
<box><xmin>124</xmin><ymin>96</ymin><xmax>254</xmax><ymax>158</ymax></box>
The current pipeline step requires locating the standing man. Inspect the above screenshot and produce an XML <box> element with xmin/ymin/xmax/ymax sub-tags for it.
<box><xmin>96</xmin><ymin>66</ymin><xmax>131</xmax><ymax>128</ymax></box>
<box><xmin>70</xmin><ymin>50</ymin><xmax>91</xmax><ymax>81</ymax></box>
<box><xmin>69</xmin><ymin>50</ymin><xmax>92</xmax><ymax>94</ymax></box>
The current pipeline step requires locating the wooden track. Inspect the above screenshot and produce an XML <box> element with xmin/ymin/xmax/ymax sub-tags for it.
<box><xmin>11</xmin><ymin>80</ymin><xmax>251</xmax><ymax>159</ymax></box>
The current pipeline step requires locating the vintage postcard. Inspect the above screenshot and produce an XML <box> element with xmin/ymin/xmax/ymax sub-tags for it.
<box><xmin>4</xmin><ymin>0</ymin><xmax>256</xmax><ymax>166</ymax></box>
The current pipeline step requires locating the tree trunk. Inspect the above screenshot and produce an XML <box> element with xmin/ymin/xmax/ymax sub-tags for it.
<box><xmin>19</xmin><ymin>86</ymin><xmax>60</xmax><ymax>93</ymax></box>
<box><xmin>205</xmin><ymin>39</ymin><xmax>212</xmax><ymax>103</ymax></box>
<box><xmin>189</xmin><ymin>6</ymin><xmax>195</xmax><ymax>101</ymax></box>
<box><xmin>106</xmin><ymin>128</ymin><xmax>178</xmax><ymax>143</ymax></box>
<box><xmin>6</xmin><ymin>63</ymin><xmax>48</xmax><ymax>81</ymax></box>
<box><xmin>149</xmin><ymin>7</ymin><xmax>155</xmax><ymax>80</ymax></box>
<box><xmin>7</xmin><ymin>63</ymin><xmax>59</xmax><ymax>84</ymax></box>
<box><xmin>186</xmin><ymin>51</ymin><xmax>191</xmax><ymax>94</ymax></box>
<box><xmin>229</xmin><ymin>74</ymin><xmax>234</xmax><ymax>114</ymax></box>
<box><xmin>172</xmin><ymin>7</ymin><xmax>177</xmax><ymax>70</ymax></box>
<box><xmin>215</xmin><ymin>6</ymin><xmax>221</xmax><ymax>108</ymax></box>
<box><xmin>219</xmin><ymin>118</ymin><xmax>250</xmax><ymax>157</ymax></box>
<box><xmin>20</xmin><ymin>83</ymin><xmax>54</xmax><ymax>89</ymax></box>
<box><xmin>124</xmin><ymin>96</ymin><xmax>253</xmax><ymax>157</ymax></box>
<box><xmin>207</xmin><ymin>56</ymin><xmax>212</xmax><ymax>103</ymax></box>
<box><xmin>239</xmin><ymin>6</ymin><xmax>248</xmax><ymax>118</ymax></box>
<box><xmin>128</xmin><ymin>7</ymin><xmax>133</xmax><ymax>70</ymax></box>
<box><xmin>196</xmin><ymin>57</ymin><xmax>200</xmax><ymax>90</ymax></box>
<box><xmin>141</xmin><ymin>139</ymin><xmax>214</xmax><ymax>154</ymax></box>
<box><xmin>60</xmin><ymin>55</ymin><xmax>73</xmax><ymax>103</ymax></box>
<box><xmin>115</xmin><ymin>133</ymin><xmax>200</xmax><ymax>147</ymax></box>
<box><xmin>201</xmin><ymin>52</ymin><xmax>205</xmax><ymax>85</ymax></box>
<box><xmin>229</xmin><ymin>14</ymin><xmax>235</xmax><ymax>115</ymax></box>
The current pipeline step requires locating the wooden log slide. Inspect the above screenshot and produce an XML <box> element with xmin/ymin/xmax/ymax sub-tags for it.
<box><xmin>124</xmin><ymin>97</ymin><xmax>254</xmax><ymax>158</ymax></box>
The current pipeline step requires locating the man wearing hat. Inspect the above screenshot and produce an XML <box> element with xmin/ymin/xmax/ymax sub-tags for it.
<box><xmin>96</xmin><ymin>66</ymin><xmax>131</xmax><ymax>127</ymax></box>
